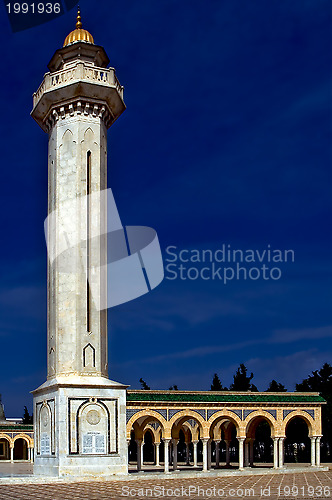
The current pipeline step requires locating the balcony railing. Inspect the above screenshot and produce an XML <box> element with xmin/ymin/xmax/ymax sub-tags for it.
<box><xmin>33</xmin><ymin>62</ymin><xmax>124</xmax><ymax>108</ymax></box>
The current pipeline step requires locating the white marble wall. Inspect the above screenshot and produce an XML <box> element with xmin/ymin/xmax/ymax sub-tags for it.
<box><xmin>33</xmin><ymin>379</ymin><xmax>128</xmax><ymax>477</ymax></box>
<box><xmin>47</xmin><ymin>112</ymin><xmax>108</xmax><ymax>379</ymax></box>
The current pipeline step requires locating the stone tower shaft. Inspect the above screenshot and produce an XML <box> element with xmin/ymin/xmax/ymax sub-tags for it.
<box><xmin>31</xmin><ymin>40</ymin><xmax>125</xmax><ymax>380</ymax></box>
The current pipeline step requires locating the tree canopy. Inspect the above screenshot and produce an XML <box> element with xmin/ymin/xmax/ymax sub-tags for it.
<box><xmin>22</xmin><ymin>406</ymin><xmax>33</xmax><ymax>424</ymax></box>
<box><xmin>230</xmin><ymin>363</ymin><xmax>258</xmax><ymax>391</ymax></box>
<box><xmin>296</xmin><ymin>362</ymin><xmax>332</xmax><ymax>461</ymax></box>
<box><xmin>296</xmin><ymin>363</ymin><xmax>332</xmax><ymax>394</ymax></box>
<box><xmin>266</xmin><ymin>380</ymin><xmax>287</xmax><ymax>392</ymax></box>
<box><xmin>139</xmin><ymin>378</ymin><xmax>150</xmax><ymax>390</ymax></box>
<box><xmin>210</xmin><ymin>373</ymin><xmax>227</xmax><ymax>391</ymax></box>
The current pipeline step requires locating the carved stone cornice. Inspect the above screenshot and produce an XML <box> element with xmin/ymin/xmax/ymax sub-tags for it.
<box><xmin>44</xmin><ymin>98</ymin><xmax>114</xmax><ymax>132</ymax></box>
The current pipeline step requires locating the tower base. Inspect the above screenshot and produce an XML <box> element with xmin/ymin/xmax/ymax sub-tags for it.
<box><xmin>32</xmin><ymin>376</ymin><xmax>128</xmax><ymax>478</ymax></box>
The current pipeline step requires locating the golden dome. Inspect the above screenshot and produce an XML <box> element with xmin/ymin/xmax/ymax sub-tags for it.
<box><xmin>63</xmin><ymin>8</ymin><xmax>94</xmax><ymax>47</ymax></box>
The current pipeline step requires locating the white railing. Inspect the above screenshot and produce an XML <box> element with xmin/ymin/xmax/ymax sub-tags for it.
<box><xmin>33</xmin><ymin>62</ymin><xmax>124</xmax><ymax>107</ymax></box>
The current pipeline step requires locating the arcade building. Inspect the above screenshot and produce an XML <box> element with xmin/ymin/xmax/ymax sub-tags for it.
<box><xmin>0</xmin><ymin>390</ymin><xmax>325</xmax><ymax>471</ymax></box>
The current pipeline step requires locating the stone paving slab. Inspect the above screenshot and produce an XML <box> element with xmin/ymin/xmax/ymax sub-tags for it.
<box><xmin>0</xmin><ymin>469</ymin><xmax>332</xmax><ymax>499</ymax></box>
<box><xmin>0</xmin><ymin>465</ymin><xmax>328</xmax><ymax>484</ymax></box>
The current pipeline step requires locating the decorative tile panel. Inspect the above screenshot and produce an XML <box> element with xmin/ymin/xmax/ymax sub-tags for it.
<box><xmin>304</xmin><ymin>409</ymin><xmax>315</xmax><ymax>420</ymax></box>
<box><xmin>283</xmin><ymin>410</ymin><xmax>293</xmax><ymax>419</ymax></box>
<box><xmin>168</xmin><ymin>409</ymin><xmax>181</xmax><ymax>420</ymax></box>
<box><xmin>243</xmin><ymin>410</ymin><xmax>255</xmax><ymax>420</ymax></box>
<box><xmin>155</xmin><ymin>409</ymin><xmax>167</xmax><ymax>420</ymax></box>
<box><xmin>207</xmin><ymin>410</ymin><xmax>219</xmax><ymax>419</ymax></box>
<box><xmin>228</xmin><ymin>409</ymin><xmax>243</xmax><ymax>420</ymax></box>
<box><xmin>126</xmin><ymin>409</ymin><xmax>141</xmax><ymax>423</ymax></box>
<box><xmin>264</xmin><ymin>410</ymin><xmax>277</xmax><ymax>419</ymax></box>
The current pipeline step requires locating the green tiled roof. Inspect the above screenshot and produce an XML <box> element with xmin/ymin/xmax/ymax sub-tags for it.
<box><xmin>126</xmin><ymin>391</ymin><xmax>325</xmax><ymax>404</ymax></box>
<box><xmin>0</xmin><ymin>425</ymin><xmax>33</xmax><ymax>431</ymax></box>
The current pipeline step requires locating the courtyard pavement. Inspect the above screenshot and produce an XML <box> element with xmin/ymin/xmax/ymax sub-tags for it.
<box><xmin>0</xmin><ymin>464</ymin><xmax>331</xmax><ymax>499</ymax></box>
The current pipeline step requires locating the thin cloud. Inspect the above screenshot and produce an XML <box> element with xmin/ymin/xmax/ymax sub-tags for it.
<box><xmin>270</xmin><ymin>325</ymin><xmax>332</xmax><ymax>344</ymax></box>
<box><xmin>242</xmin><ymin>349</ymin><xmax>332</xmax><ymax>391</ymax></box>
<box><xmin>116</xmin><ymin>324</ymin><xmax>332</xmax><ymax>368</ymax></box>
<box><xmin>114</xmin><ymin>339</ymin><xmax>261</xmax><ymax>367</ymax></box>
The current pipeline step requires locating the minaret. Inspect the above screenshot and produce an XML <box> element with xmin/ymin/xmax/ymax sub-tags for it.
<box><xmin>31</xmin><ymin>11</ymin><xmax>128</xmax><ymax>477</ymax></box>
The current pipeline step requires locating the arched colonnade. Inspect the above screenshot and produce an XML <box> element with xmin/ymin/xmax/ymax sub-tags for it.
<box><xmin>126</xmin><ymin>401</ymin><xmax>323</xmax><ymax>473</ymax></box>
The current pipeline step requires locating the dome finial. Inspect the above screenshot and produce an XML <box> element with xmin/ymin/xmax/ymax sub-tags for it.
<box><xmin>63</xmin><ymin>6</ymin><xmax>94</xmax><ymax>46</ymax></box>
<box><xmin>76</xmin><ymin>6</ymin><xmax>82</xmax><ymax>29</ymax></box>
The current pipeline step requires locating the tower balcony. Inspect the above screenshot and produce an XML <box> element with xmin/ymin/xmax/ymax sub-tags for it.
<box><xmin>32</xmin><ymin>61</ymin><xmax>125</xmax><ymax>131</ymax></box>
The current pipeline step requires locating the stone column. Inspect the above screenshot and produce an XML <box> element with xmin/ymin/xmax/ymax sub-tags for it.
<box><xmin>155</xmin><ymin>443</ymin><xmax>160</xmax><ymax>466</ymax></box>
<box><xmin>172</xmin><ymin>439</ymin><xmax>178</xmax><ymax>470</ymax></box>
<box><xmin>311</xmin><ymin>437</ymin><xmax>316</xmax><ymax>466</ymax></box>
<box><xmin>163</xmin><ymin>439</ymin><xmax>170</xmax><ymax>473</ymax></box>
<box><xmin>207</xmin><ymin>440</ymin><xmax>212</xmax><ymax>470</ymax></box>
<box><xmin>278</xmin><ymin>438</ymin><xmax>284</xmax><ymax>468</ymax></box>
<box><xmin>141</xmin><ymin>440</ymin><xmax>145</xmax><ymax>467</ymax></box>
<box><xmin>10</xmin><ymin>446</ymin><xmax>13</xmax><ymax>463</ymax></box>
<box><xmin>214</xmin><ymin>440</ymin><xmax>220</xmax><ymax>468</ymax></box>
<box><xmin>202</xmin><ymin>439</ymin><xmax>208</xmax><ymax>472</ymax></box>
<box><xmin>225</xmin><ymin>439</ymin><xmax>231</xmax><ymax>466</ymax></box>
<box><xmin>273</xmin><ymin>438</ymin><xmax>279</xmax><ymax>469</ymax></box>
<box><xmin>249</xmin><ymin>439</ymin><xmax>254</xmax><ymax>467</ymax></box>
<box><xmin>185</xmin><ymin>442</ymin><xmax>190</xmax><ymax>465</ymax></box>
<box><xmin>315</xmin><ymin>437</ymin><xmax>321</xmax><ymax>467</ymax></box>
<box><xmin>127</xmin><ymin>439</ymin><xmax>131</xmax><ymax>463</ymax></box>
<box><xmin>244</xmin><ymin>440</ymin><xmax>250</xmax><ymax>467</ymax></box>
<box><xmin>238</xmin><ymin>438</ymin><xmax>244</xmax><ymax>470</ymax></box>
<box><xmin>193</xmin><ymin>440</ymin><xmax>198</xmax><ymax>467</ymax></box>
<box><xmin>136</xmin><ymin>440</ymin><xmax>143</xmax><ymax>472</ymax></box>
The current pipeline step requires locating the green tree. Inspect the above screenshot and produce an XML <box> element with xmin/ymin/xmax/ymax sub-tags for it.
<box><xmin>266</xmin><ymin>380</ymin><xmax>287</xmax><ymax>392</ymax></box>
<box><xmin>210</xmin><ymin>373</ymin><xmax>227</xmax><ymax>391</ymax></box>
<box><xmin>0</xmin><ymin>394</ymin><xmax>5</xmax><ymax>421</ymax></box>
<box><xmin>22</xmin><ymin>406</ymin><xmax>33</xmax><ymax>424</ymax></box>
<box><xmin>296</xmin><ymin>362</ymin><xmax>332</xmax><ymax>461</ymax></box>
<box><xmin>230</xmin><ymin>364</ymin><xmax>258</xmax><ymax>391</ymax></box>
<box><xmin>139</xmin><ymin>378</ymin><xmax>150</xmax><ymax>390</ymax></box>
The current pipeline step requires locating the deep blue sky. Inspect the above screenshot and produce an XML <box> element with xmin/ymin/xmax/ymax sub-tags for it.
<box><xmin>0</xmin><ymin>0</ymin><xmax>331</xmax><ymax>416</ymax></box>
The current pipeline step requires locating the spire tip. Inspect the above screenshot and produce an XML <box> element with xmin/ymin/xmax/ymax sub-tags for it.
<box><xmin>76</xmin><ymin>6</ymin><xmax>82</xmax><ymax>29</ymax></box>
